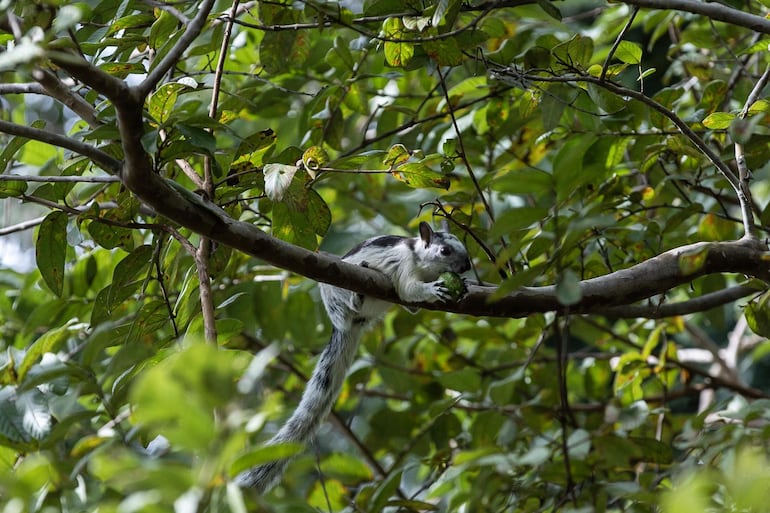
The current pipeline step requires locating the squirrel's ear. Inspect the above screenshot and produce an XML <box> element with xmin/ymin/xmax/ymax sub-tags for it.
<box><xmin>419</xmin><ymin>222</ymin><xmax>434</xmax><ymax>246</ymax></box>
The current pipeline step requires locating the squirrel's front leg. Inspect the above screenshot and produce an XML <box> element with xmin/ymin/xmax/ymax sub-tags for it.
<box><xmin>397</xmin><ymin>278</ymin><xmax>453</xmax><ymax>304</ymax></box>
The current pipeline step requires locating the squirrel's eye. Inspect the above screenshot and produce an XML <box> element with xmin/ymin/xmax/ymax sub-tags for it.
<box><xmin>441</xmin><ymin>247</ymin><xmax>452</xmax><ymax>256</ymax></box>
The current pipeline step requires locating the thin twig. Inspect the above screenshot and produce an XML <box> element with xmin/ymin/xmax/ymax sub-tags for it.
<box><xmin>0</xmin><ymin>120</ymin><xmax>122</xmax><ymax>174</ymax></box>
<box><xmin>0</xmin><ymin>174</ymin><xmax>119</xmax><ymax>183</ymax></box>
<box><xmin>733</xmin><ymin>63</ymin><xmax>770</xmax><ymax>239</ymax></box>
<box><xmin>601</xmin><ymin>6</ymin><xmax>639</xmax><ymax>81</ymax></box>
<box><xmin>435</xmin><ymin>67</ymin><xmax>494</xmax><ymax>222</ymax></box>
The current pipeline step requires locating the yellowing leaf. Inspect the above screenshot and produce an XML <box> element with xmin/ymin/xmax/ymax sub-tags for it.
<box><xmin>702</xmin><ymin>111</ymin><xmax>735</xmax><ymax>129</ymax></box>
<box><xmin>697</xmin><ymin>213</ymin><xmax>735</xmax><ymax>241</ymax></box>
<box><xmin>302</xmin><ymin>145</ymin><xmax>330</xmax><ymax>171</ymax></box>
<box><xmin>383</xmin><ymin>143</ymin><xmax>410</xmax><ymax>167</ymax></box>
<box><xmin>678</xmin><ymin>246</ymin><xmax>708</xmax><ymax>276</ymax></box>
<box><xmin>383</xmin><ymin>18</ymin><xmax>414</xmax><ymax>67</ymax></box>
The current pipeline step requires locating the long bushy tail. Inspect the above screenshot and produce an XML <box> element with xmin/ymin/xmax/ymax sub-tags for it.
<box><xmin>236</xmin><ymin>326</ymin><xmax>362</xmax><ymax>492</ymax></box>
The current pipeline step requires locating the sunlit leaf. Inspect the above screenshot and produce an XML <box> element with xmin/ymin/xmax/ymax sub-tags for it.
<box><xmin>391</xmin><ymin>162</ymin><xmax>450</xmax><ymax>189</ymax></box>
<box><xmin>702</xmin><ymin>111</ymin><xmax>735</xmax><ymax>129</ymax></box>
<box><xmin>615</xmin><ymin>40</ymin><xmax>642</xmax><ymax>64</ymax></box>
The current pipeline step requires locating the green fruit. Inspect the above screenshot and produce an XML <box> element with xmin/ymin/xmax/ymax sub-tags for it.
<box><xmin>440</xmin><ymin>271</ymin><xmax>467</xmax><ymax>300</ymax></box>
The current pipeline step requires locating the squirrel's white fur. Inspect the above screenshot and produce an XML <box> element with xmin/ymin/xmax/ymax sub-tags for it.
<box><xmin>236</xmin><ymin>222</ymin><xmax>470</xmax><ymax>492</ymax></box>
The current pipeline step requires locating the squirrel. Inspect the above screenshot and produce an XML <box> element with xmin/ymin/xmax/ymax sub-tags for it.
<box><xmin>236</xmin><ymin>222</ymin><xmax>471</xmax><ymax>492</ymax></box>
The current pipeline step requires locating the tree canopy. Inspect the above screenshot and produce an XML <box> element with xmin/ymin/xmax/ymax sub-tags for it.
<box><xmin>2</xmin><ymin>0</ymin><xmax>770</xmax><ymax>511</ymax></box>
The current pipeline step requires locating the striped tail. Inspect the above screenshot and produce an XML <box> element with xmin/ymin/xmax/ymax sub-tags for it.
<box><xmin>236</xmin><ymin>326</ymin><xmax>362</xmax><ymax>492</ymax></box>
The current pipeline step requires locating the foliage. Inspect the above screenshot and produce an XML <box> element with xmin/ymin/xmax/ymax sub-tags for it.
<box><xmin>1</xmin><ymin>0</ymin><xmax>770</xmax><ymax>511</ymax></box>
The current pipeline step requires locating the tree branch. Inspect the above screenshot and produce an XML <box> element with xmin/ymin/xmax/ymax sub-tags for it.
<box><xmin>0</xmin><ymin>120</ymin><xmax>122</xmax><ymax>174</ymax></box>
<box><xmin>591</xmin><ymin>285</ymin><xmax>759</xmax><ymax>319</ymax></box>
<box><xmin>621</xmin><ymin>0</ymin><xmax>770</xmax><ymax>34</ymax></box>
<box><xmin>136</xmin><ymin>0</ymin><xmax>216</xmax><ymax>98</ymax></box>
<box><xmin>0</xmin><ymin>83</ymin><xmax>45</xmax><ymax>94</ymax></box>
<box><xmin>0</xmin><ymin>174</ymin><xmax>119</xmax><ymax>183</ymax></box>
<box><xmin>31</xmin><ymin>69</ymin><xmax>101</xmax><ymax>128</ymax></box>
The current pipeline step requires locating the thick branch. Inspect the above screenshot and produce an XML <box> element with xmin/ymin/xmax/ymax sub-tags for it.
<box><xmin>621</xmin><ymin>0</ymin><xmax>770</xmax><ymax>34</ymax></box>
<box><xmin>454</xmin><ymin>239</ymin><xmax>769</xmax><ymax>318</ymax></box>
<box><xmin>92</xmin><ymin>171</ymin><xmax>770</xmax><ymax>319</ymax></box>
<box><xmin>49</xmin><ymin>53</ymin><xmax>131</xmax><ymax>106</ymax></box>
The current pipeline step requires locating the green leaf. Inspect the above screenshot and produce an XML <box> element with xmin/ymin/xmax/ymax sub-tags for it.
<box><xmin>87</xmin><ymin>220</ymin><xmax>134</xmax><ymax>250</ymax></box>
<box><xmin>391</xmin><ymin>162</ymin><xmax>450</xmax><ymax>189</ymax></box>
<box><xmin>149</xmin><ymin>9</ymin><xmax>179</xmax><ymax>50</ymax></box>
<box><xmin>35</xmin><ymin>211</ymin><xmax>68</xmax><ymax>297</ymax></box>
<box><xmin>552</xmin><ymin>134</ymin><xmax>598</xmax><ymax>200</ymax></box>
<box><xmin>230</xmin><ymin>442</ymin><xmax>303</xmax><ymax>476</ymax></box>
<box><xmin>535</xmin><ymin>0</ymin><xmax>562</xmax><ymax>20</ymax></box>
<box><xmin>319</xmin><ymin>453</ymin><xmax>374</xmax><ymax>481</ymax></box>
<box><xmin>271</xmin><ymin>180</ymin><xmax>331</xmax><ymax>249</ymax></box>
<box><xmin>370</xmin><ymin>470</ymin><xmax>403</xmax><ymax>511</ymax></box>
<box><xmin>651</xmin><ymin>87</ymin><xmax>684</xmax><ymax>128</ymax></box>
<box><xmin>383</xmin><ymin>18</ymin><xmax>414</xmax><ymax>67</ymax></box>
<box><xmin>18</xmin><ymin>325</ymin><xmax>72</xmax><ymax>382</ymax></box>
<box><xmin>587</xmin><ymin>83</ymin><xmax>627</xmax><ymax>113</ymax></box>
<box><xmin>436</xmin><ymin>368</ymin><xmax>481</xmax><ymax>393</ymax></box>
<box><xmin>383</xmin><ymin>143</ymin><xmax>411</xmax><ymax>168</ymax></box>
<box><xmin>424</xmin><ymin>38</ymin><xmax>465</xmax><ymax>66</ymax></box>
<box><xmin>233</xmin><ymin>129</ymin><xmax>277</xmax><ymax>166</ymax></box>
<box><xmin>98</xmin><ymin>62</ymin><xmax>147</xmax><ymax>78</ymax></box>
<box><xmin>260</xmin><ymin>29</ymin><xmax>310</xmax><ymax>75</ymax></box>
<box><xmin>107</xmin><ymin>13</ymin><xmax>155</xmax><ymax>35</ymax></box>
<box><xmin>175</xmin><ymin>124</ymin><xmax>216</xmax><ymax>156</ymax></box>
<box><xmin>702</xmin><ymin>111</ymin><xmax>735</xmax><ymax>129</ymax></box>
<box><xmin>746</xmin><ymin>299</ymin><xmax>770</xmax><ymax>338</ymax></box>
<box><xmin>149</xmin><ymin>82</ymin><xmax>189</xmax><ymax>124</ymax></box>
<box><xmin>552</xmin><ymin>34</ymin><xmax>593</xmax><ymax>69</ymax></box>
<box><xmin>130</xmin><ymin>342</ymin><xmax>250</xmax><ymax>450</ymax></box>
<box><xmin>697</xmin><ymin>213</ymin><xmax>735</xmax><ymax>241</ymax></box>
<box><xmin>489</xmin><ymin>207</ymin><xmax>549</xmax><ymax>237</ymax></box>
<box><xmin>364</xmin><ymin>0</ymin><xmax>407</xmax><ymax>16</ymax></box>
<box><xmin>615</xmin><ymin>40</ymin><xmax>642</xmax><ymax>64</ymax></box>
<box><xmin>387</xmin><ymin>500</ymin><xmax>439</xmax><ymax>511</ymax></box>
<box><xmin>107</xmin><ymin>245</ymin><xmax>154</xmax><ymax>313</ymax></box>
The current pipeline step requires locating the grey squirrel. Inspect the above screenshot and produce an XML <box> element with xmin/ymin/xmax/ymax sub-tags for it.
<box><xmin>236</xmin><ymin>222</ymin><xmax>471</xmax><ymax>492</ymax></box>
